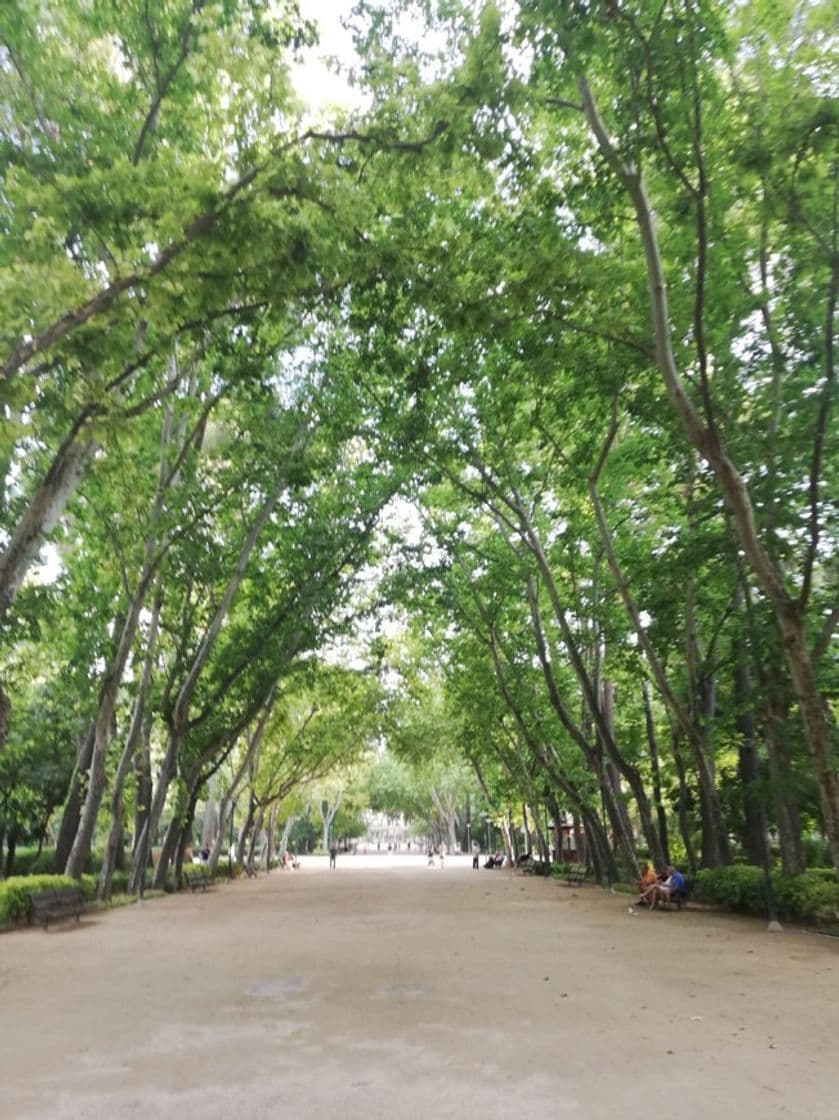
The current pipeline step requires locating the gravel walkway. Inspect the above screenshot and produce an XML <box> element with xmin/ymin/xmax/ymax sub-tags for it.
<box><xmin>1</xmin><ymin>854</ymin><xmax>836</xmax><ymax>1119</ymax></box>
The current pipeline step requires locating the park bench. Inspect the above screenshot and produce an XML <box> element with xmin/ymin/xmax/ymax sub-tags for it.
<box><xmin>517</xmin><ymin>854</ymin><xmax>550</xmax><ymax>876</ymax></box>
<box><xmin>243</xmin><ymin>862</ymin><xmax>258</xmax><ymax>879</ymax></box>
<box><xmin>182</xmin><ymin>869</ymin><xmax>213</xmax><ymax>892</ymax></box>
<box><xmin>564</xmin><ymin>865</ymin><xmax>591</xmax><ymax>888</ymax></box>
<box><xmin>30</xmin><ymin>887</ymin><xmax>85</xmax><ymax>929</ymax></box>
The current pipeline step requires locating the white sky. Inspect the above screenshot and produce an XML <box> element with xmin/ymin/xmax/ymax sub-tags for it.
<box><xmin>291</xmin><ymin>0</ymin><xmax>366</xmax><ymax>116</ymax></box>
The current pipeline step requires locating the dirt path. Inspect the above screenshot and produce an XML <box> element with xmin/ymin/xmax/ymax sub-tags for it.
<box><xmin>1</xmin><ymin>855</ymin><xmax>836</xmax><ymax>1119</ymax></box>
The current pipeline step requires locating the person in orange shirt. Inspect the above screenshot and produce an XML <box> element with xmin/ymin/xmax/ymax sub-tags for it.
<box><xmin>636</xmin><ymin>862</ymin><xmax>659</xmax><ymax>907</ymax></box>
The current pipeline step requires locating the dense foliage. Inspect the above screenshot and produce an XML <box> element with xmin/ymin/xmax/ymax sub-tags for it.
<box><xmin>0</xmin><ymin>1</ymin><xmax>835</xmax><ymax>911</ymax></box>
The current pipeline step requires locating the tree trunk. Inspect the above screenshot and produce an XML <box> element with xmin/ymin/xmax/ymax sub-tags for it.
<box><xmin>146</xmin><ymin>457</ymin><xmax>301</xmax><ymax>889</ymax></box>
<box><xmin>277</xmin><ymin>814</ymin><xmax>297</xmax><ymax>861</ymax></box>
<box><xmin>0</xmin><ymin>434</ymin><xmax>94</xmax><ymax>623</ymax></box>
<box><xmin>519</xmin><ymin>571</ymin><xmax>641</xmax><ymax>873</ymax></box>
<box><xmin>764</xmin><ymin>688</ymin><xmax>805</xmax><ymax>875</ymax></box>
<box><xmin>642</xmin><ymin>681</ymin><xmax>670</xmax><ymax>865</ymax></box>
<box><xmin>732</xmin><ymin>606</ymin><xmax>768</xmax><ymax>866</ymax></box>
<box><xmin>129</xmin><ymin>716</ymin><xmax>154</xmax><ymax>893</ymax></box>
<box><xmin>578</xmin><ymin>73</ymin><xmax>839</xmax><ymax>873</ymax></box>
<box><xmin>208</xmin><ymin>792</ymin><xmax>235</xmax><ymax>879</ymax></box>
<box><xmin>54</xmin><ymin>726</ymin><xmax>95</xmax><ymax>871</ymax></box>
<box><xmin>671</xmin><ymin>731</ymin><xmax>698</xmax><ymax>876</ymax></box>
<box><xmin>200</xmin><ymin>778</ymin><xmax>219</xmax><ymax>856</ymax></box>
<box><xmin>237</xmin><ymin>794</ymin><xmax>257</xmax><ymax>864</ymax></box>
<box><xmin>683</xmin><ymin>480</ymin><xmax>730</xmax><ymax>870</ymax></box>
<box><xmin>65</xmin><ymin>562</ymin><xmax>157</xmax><ymax>879</ymax></box>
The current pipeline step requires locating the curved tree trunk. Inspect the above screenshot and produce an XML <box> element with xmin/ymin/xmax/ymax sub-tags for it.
<box><xmin>0</xmin><ymin>433</ymin><xmax>94</xmax><ymax>623</ymax></box>
<box><xmin>578</xmin><ymin>73</ymin><xmax>839</xmax><ymax>872</ymax></box>
<box><xmin>55</xmin><ymin>726</ymin><xmax>95</xmax><ymax>872</ymax></box>
<box><xmin>642</xmin><ymin>681</ymin><xmax>670</xmax><ymax>866</ymax></box>
<box><xmin>671</xmin><ymin>731</ymin><xmax>699</xmax><ymax>877</ymax></box>
<box><xmin>590</xmin><ymin>448</ymin><xmax>722</xmax><ymax>866</ymax></box>
<box><xmin>98</xmin><ymin>586</ymin><xmax>161</xmax><ymax>899</ymax></box>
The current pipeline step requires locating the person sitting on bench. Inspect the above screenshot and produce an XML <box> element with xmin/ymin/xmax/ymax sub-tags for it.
<box><xmin>636</xmin><ymin>862</ymin><xmax>659</xmax><ymax>907</ymax></box>
<box><xmin>649</xmin><ymin>866</ymin><xmax>686</xmax><ymax>909</ymax></box>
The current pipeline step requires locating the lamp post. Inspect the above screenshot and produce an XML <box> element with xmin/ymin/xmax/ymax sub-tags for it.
<box><xmin>482</xmin><ymin>814</ymin><xmax>491</xmax><ymax>853</ymax></box>
<box><xmin>466</xmin><ymin>819</ymin><xmax>471</xmax><ymax>854</ymax></box>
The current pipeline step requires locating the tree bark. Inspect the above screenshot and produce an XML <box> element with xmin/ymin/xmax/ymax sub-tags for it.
<box><xmin>684</xmin><ymin>564</ymin><xmax>729</xmax><ymax>869</ymax></box>
<box><xmin>590</xmin><ymin>443</ymin><xmax>721</xmax><ymax>865</ymax></box>
<box><xmin>670</xmin><ymin>730</ymin><xmax>698</xmax><ymax>877</ymax></box>
<box><xmin>98</xmin><ymin>584</ymin><xmax>162</xmax><ymax>900</ymax></box>
<box><xmin>0</xmin><ymin>434</ymin><xmax>94</xmax><ymax>623</ymax></box>
<box><xmin>578</xmin><ymin>73</ymin><xmax>839</xmax><ymax>873</ymax></box>
<box><xmin>731</xmin><ymin>588</ymin><xmax>768</xmax><ymax>866</ymax></box>
<box><xmin>642</xmin><ymin>681</ymin><xmax>670</xmax><ymax>866</ymax></box>
<box><xmin>145</xmin><ymin>427</ymin><xmax>307</xmax><ymax>888</ymax></box>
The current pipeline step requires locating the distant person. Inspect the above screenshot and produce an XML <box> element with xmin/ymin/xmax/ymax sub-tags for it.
<box><xmin>427</xmin><ymin>846</ymin><xmax>435</xmax><ymax>868</ymax></box>
<box><xmin>329</xmin><ymin>843</ymin><xmax>338</xmax><ymax>870</ymax></box>
<box><xmin>438</xmin><ymin>842</ymin><xmax>446</xmax><ymax>869</ymax></box>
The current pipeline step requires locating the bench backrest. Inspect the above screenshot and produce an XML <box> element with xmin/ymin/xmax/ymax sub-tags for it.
<box><xmin>30</xmin><ymin>887</ymin><xmax>83</xmax><ymax>918</ymax></box>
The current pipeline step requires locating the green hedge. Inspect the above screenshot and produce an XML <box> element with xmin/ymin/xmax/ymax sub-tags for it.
<box><xmin>0</xmin><ymin>874</ymin><xmax>97</xmax><ymax>929</ymax></box>
<box><xmin>0</xmin><ymin>872</ymin><xmax>142</xmax><ymax>929</ymax></box>
<box><xmin>693</xmin><ymin>865</ymin><xmax>839</xmax><ymax>928</ymax></box>
<box><xmin>5</xmin><ymin>846</ymin><xmax>99</xmax><ymax>877</ymax></box>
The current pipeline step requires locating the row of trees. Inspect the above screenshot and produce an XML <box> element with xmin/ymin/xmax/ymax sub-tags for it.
<box><xmin>337</xmin><ymin>0</ymin><xmax>838</xmax><ymax>879</ymax></box>
<box><xmin>0</xmin><ymin>0</ymin><xmax>835</xmax><ymax>890</ymax></box>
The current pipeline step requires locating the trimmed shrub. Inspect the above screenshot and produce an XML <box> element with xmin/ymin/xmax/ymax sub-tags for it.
<box><xmin>693</xmin><ymin>864</ymin><xmax>839</xmax><ymax>928</ymax></box>
<box><xmin>5</xmin><ymin>846</ymin><xmax>98</xmax><ymax>877</ymax></box>
<box><xmin>693</xmin><ymin>864</ymin><xmax>766</xmax><ymax>912</ymax></box>
<box><xmin>0</xmin><ymin>874</ymin><xmax>97</xmax><ymax>929</ymax></box>
<box><xmin>774</xmin><ymin>871</ymin><xmax>839</xmax><ymax>926</ymax></box>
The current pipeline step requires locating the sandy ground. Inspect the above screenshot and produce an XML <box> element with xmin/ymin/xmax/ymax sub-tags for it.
<box><xmin>1</xmin><ymin>853</ymin><xmax>837</xmax><ymax>1120</ymax></box>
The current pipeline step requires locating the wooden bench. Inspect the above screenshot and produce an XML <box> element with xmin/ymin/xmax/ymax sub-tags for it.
<box><xmin>517</xmin><ymin>854</ymin><xmax>550</xmax><ymax>876</ymax></box>
<box><xmin>564</xmin><ymin>865</ymin><xmax>591</xmax><ymax>887</ymax></box>
<box><xmin>182</xmin><ymin>869</ymin><xmax>213</xmax><ymax>892</ymax></box>
<box><xmin>30</xmin><ymin>887</ymin><xmax>85</xmax><ymax>929</ymax></box>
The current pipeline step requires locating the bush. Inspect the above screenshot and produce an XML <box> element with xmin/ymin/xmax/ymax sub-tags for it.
<box><xmin>4</xmin><ymin>846</ymin><xmax>99</xmax><ymax>877</ymax></box>
<box><xmin>28</xmin><ymin>847</ymin><xmax>61</xmax><ymax>874</ymax></box>
<box><xmin>773</xmin><ymin>869</ymin><xmax>839</xmax><ymax>925</ymax></box>
<box><xmin>693</xmin><ymin>865</ymin><xmax>766</xmax><ymax>912</ymax></box>
<box><xmin>802</xmin><ymin>835</ymin><xmax>832</xmax><ymax>869</ymax></box>
<box><xmin>693</xmin><ymin>864</ymin><xmax>839</xmax><ymax>928</ymax></box>
<box><xmin>794</xmin><ymin>880</ymin><xmax>839</xmax><ymax>926</ymax></box>
<box><xmin>5</xmin><ymin>846</ymin><xmax>41</xmax><ymax>876</ymax></box>
<box><xmin>0</xmin><ymin>874</ymin><xmax>97</xmax><ymax>930</ymax></box>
